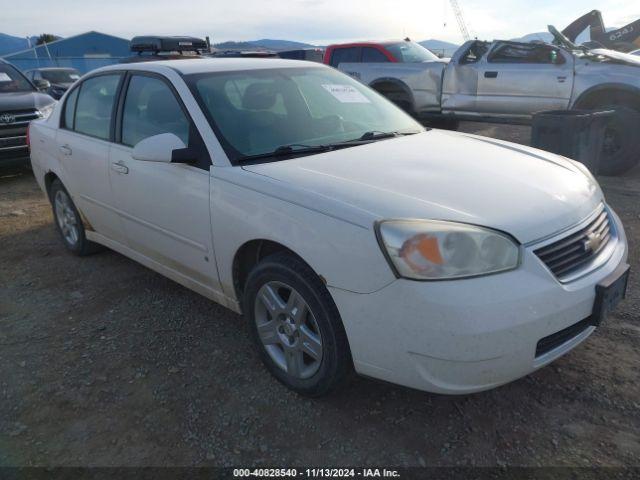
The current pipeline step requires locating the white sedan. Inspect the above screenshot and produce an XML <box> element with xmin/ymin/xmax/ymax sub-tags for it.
<box><xmin>28</xmin><ymin>58</ymin><xmax>629</xmax><ymax>396</ymax></box>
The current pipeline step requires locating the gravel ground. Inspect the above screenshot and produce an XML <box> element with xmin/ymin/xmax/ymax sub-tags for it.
<box><xmin>1</xmin><ymin>123</ymin><xmax>639</xmax><ymax>467</ymax></box>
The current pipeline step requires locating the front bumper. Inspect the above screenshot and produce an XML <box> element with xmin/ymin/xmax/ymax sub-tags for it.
<box><xmin>330</xmin><ymin>208</ymin><xmax>628</xmax><ymax>394</ymax></box>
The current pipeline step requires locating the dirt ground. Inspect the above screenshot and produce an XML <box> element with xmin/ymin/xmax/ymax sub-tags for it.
<box><xmin>1</xmin><ymin>123</ymin><xmax>639</xmax><ymax>467</ymax></box>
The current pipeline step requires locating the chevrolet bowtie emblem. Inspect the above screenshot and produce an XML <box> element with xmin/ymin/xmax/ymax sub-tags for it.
<box><xmin>583</xmin><ymin>232</ymin><xmax>603</xmax><ymax>253</ymax></box>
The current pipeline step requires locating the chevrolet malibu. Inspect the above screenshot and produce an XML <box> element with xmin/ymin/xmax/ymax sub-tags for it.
<box><xmin>28</xmin><ymin>58</ymin><xmax>629</xmax><ymax>396</ymax></box>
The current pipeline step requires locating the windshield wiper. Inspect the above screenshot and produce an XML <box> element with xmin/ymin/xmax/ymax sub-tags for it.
<box><xmin>239</xmin><ymin>131</ymin><xmax>423</xmax><ymax>163</ymax></box>
<box><xmin>239</xmin><ymin>144</ymin><xmax>336</xmax><ymax>162</ymax></box>
<box><xmin>341</xmin><ymin>130</ymin><xmax>422</xmax><ymax>143</ymax></box>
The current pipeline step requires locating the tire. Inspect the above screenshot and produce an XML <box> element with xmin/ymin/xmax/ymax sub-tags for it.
<box><xmin>49</xmin><ymin>179</ymin><xmax>102</xmax><ymax>256</ymax></box>
<box><xmin>597</xmin><ymin>106</ymin><xmax>640</xmax><ymax>176</ymax></box>
<box><xmin>243</xmin><ymin>252</ymin><xmax>353</xmax><ymax>397</ymax></box>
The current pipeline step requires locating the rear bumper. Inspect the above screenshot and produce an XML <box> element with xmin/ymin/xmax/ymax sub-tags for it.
<box><xmin>330</xmin><ymin>209</ymin><xmax>628</xmax><ymax>394</ymax></box>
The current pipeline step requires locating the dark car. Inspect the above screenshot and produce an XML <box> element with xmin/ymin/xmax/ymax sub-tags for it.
<box><xmin>207</xmin><ymin>50</ymin><xmax>278</xmax><ymax>58</ymax></box>
<box><xmin>24</xmin><ymin>67</ymin><xmax>81</xmax><ymax>100</ymax></box>
<box><xmin>0</xmin><ymin>59</ymin><xmax>56</xmax><ymax>166</ymax></box>
<box><xmin>278</xmin><ymin>48</ymin><xmax>324</xmax><ymax>62</ymax></box>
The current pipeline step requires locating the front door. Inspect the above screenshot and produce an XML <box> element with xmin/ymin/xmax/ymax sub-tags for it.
<box><xmin>56</xmin><ymin>73</ymin><xmax>126</xmax><ymax>244</ymax></box>
<box><xmin>108</xmin><ymin>73</ymin><xmax>221</xmax><ymax>295</ymax></box>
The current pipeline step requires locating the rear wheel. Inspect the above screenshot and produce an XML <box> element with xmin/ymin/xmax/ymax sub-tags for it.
<box><xmin>50</xmin><ymin>179</ymin><xmax>102</xmax><ymax>256</ymax></box>
<box><xmin>243</xmin><ymin>252</ymin><xmax>353</xmax><ymax>397</ymax></box>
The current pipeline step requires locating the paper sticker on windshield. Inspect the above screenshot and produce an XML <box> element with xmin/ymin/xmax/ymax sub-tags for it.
<box><xmin>70</xmin><ymin>74</ymin><xmax>80</xmax><ymax>80</ymax></box>
<box><xmin>322</xmin><ymin>84</ymin><xmax>370</xmax><ymax>103</ymax></box>
<box><xmin>0</xmin><ymin>73</ymin><xmax>12</xmax><ymax>82</ymax></box>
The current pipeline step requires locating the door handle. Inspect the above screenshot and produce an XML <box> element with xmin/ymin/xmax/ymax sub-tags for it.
<box><xmin>59</xmin><ymin>144</ymin><xmax>72</xmax><ymax>156</ymax></box>
<box><xmin>111</xmin><ymin>161</ymin><xmax>129</xmax><ymax>174</ymax></box>
<box><xmin>484</xmin><ymin>71</ymin><xmax>498</xmax><ymax>79</ymax></box>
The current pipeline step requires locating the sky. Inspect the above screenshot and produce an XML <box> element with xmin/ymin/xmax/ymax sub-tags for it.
<box><xmin>1</xmin><ymin>0</ymin><xmax>638</xmax><ymax>45</ymax></box>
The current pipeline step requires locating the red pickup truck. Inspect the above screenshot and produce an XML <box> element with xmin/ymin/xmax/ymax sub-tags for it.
<box><xmin>324</xmin><ymin>39</ymin><xmax>440</xmax><ymax>67</ymax></box>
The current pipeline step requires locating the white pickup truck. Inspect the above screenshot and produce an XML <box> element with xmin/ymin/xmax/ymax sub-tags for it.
<box><xmin>326</xmin><ymin>28</ymin><xmax>640</xmax><ymax>174</ymax></box>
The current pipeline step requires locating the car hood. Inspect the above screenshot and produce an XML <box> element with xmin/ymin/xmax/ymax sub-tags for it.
<box><xmin>0</xmin><ymin>91</ymin><xmax>55</xmax><ymax>111</ymax></box>
<box><xmin>242</xmin><ymin>130</ymin><xmax>603</xmax><ymax>244</ymax></box>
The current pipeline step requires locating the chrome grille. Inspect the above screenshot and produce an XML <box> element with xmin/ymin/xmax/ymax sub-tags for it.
<box><xmin>0</xmin><ymin>109</ymin><xmax>38</xmax><ymax>158</ymax></box>
<box><xmin>534</xmin><ymin>209</ymin><xmax>613</xmax><ymax>281</ymax></box>
<box><xmin>0</xmin><ymin>109</ymin><xmax>40</xmax><ymax>127</ymax></box>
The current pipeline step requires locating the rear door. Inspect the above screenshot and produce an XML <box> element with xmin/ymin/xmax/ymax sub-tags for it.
<box><xmin>475</xmin><ymin>42</ymin><xmax>573</xmax><ymax>116</ymax></box>
<box><xmin>108</xmin><ymin>72</ymin><xmax>221</xmax><ymax>294</ymax></box>
<box><xmin>55</xmin><ymin>73</ymin><xmax>126</xmax><ymax>244</ymax></box>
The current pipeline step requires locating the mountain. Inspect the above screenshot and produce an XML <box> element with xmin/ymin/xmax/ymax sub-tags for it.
<box><xmin>511</xmin><ymin>32</ymin><xmax>554</xmax><ymax>43</ymax></box>
<box><xmin>419</xmin><ymin>39</ymin><xmax>460</xmax><ymax>57</ymax></box>
<box><xmin>249</xmin><ymin>39</ymin><xmax>315</xmax><ymax>51</ymax></box>
<box><xmin>213</xmin><ymin>38</ymin><xmax>315</xmax><ymax>52</ymax></box>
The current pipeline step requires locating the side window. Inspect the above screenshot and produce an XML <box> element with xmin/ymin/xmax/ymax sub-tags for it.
<box><xmin>74</xmin><ymin>74</ymin><xmax>121</xmax><ymax>140</ymax></box>
<box><xmin>62</xmin><ymin>87</ymin><xmax>79</xmax><ymax>129</ymax></box>
<box><xmin>121</xmin><ymin>75</ymin><xmax>190</xmax><ymax>147</ymax></box>
<box><xmin>489</xmin><ymin>44</ymin><xmax>564</xmax><ymax>64</ymax></box>
<box><xmin>459</xmin><ymin>42</ymin><xmax>490</xmax><ymax>65</ymax></box>
<box><xmin>329</xmin><ymin>47</ymin><xmax>360</xmax><ymax>67</ymax></box>
<box><xmin>362</xmin><ymin>47</ymin><xmax>389</xmax><ymax>63</ymax></box>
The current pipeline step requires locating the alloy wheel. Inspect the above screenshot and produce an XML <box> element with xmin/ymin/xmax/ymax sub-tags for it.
<box><xmin>54</xmin><ymin>190</ymin><xmax>79</xmax><ymax>246</ymax></box>
<box><xmin>254</xmin><ymin>281</ymin><xmax>323</xmax><ymax>379</ymax></box>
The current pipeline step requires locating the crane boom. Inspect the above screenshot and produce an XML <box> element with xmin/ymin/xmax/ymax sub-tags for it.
<box><xmin>449</xmin><ymin>0</ymin><xmax>471</xmax><ymax>41</ymax></box>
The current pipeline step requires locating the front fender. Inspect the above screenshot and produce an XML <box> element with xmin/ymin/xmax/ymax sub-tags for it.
<box><xmin>210</xmin><ymin>167</ymin><xmax>396</xmax><ymax>300</ymax></box>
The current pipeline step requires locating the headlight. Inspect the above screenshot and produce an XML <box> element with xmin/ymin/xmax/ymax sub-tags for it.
<box><xmin>37</xmin><ymin>104</ymin><xmax>56</xmax><ymax>119</ymax></box>
<box><xmin>376</xmin><ymin>220</ymin><xmax>520</xmax><ymax>280</ymax></box>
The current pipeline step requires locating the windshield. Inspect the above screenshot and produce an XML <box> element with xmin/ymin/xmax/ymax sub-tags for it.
<box><xmin>41</xmin><ymin>69</ymin><xmax>80</xmax><ymax>83</ymax></box>
<box><xmin>188</xmin><ymin>66</ymin><xmax>424</xmax><ymax>162</ymax></box>
<box><xmin>0</xmin><ymin>64</ymin><xmax>34</xmax><ymax>93</ymax></box>
<box><xmin>385</xmin><ymin>42</ymin><xmax>439</xmax><ymax>63</ymax></box>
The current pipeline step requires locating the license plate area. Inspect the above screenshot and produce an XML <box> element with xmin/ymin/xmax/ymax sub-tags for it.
<box><xmin>592</xmin><ymin>264</ymin><xmax>630</xmax><ymax>326</ymax></box>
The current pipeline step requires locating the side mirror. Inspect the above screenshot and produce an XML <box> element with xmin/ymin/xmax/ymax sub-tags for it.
<box><xmin>33</xmin><ymin>79</ymin><xmax>51</xmax><ymax>91</ymax></box>
<box><xmin>132</xmin><ymin>133</ymin><xmax>188</xmax><ymax>163</ymax></box>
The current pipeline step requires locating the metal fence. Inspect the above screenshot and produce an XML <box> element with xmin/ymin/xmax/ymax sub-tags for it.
<box><xmin>5</xmin><ymin>56</ymin><xmax>126</xmax><ymax>74</ymax></box>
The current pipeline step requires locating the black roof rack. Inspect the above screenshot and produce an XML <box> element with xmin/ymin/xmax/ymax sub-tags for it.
<box><xmin>130</xmin><ymin>36</ymin><xmax>209</xmax><ymax>54</ymax></box>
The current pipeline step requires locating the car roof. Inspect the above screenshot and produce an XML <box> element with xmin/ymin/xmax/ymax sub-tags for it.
<box><xmin>93</xmin><ymin>57</ymin><xmax>324</xmax><ymax>76</ymax></box>
<box><xmin>327</xmin><ymin>40</ymin><xmax>406</xmax><ymax>48</ymax></box>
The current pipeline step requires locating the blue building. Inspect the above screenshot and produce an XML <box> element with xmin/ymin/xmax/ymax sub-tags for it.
<box><xmin>2</xmin><ymin>31</ymin><xmax>130</xmax><ymax>74</ymax></box>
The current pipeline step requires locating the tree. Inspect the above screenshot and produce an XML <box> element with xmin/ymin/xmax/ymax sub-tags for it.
<box><xmin>36</xmin><ymin>34</ymin><xmax>57</xmax><ymax>46</ymax></box>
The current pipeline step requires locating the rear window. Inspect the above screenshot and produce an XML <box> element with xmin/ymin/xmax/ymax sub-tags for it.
<box><xmin>362</xmin><ymin>47</ymin><xmax>390</xmax><ymax>63</ymax></box>
<box><xmin>385</xmin><ymin>42</ymin><xmax>439</xmax><ymax>63</ymax></box>
<box><xmin>329</xmin><ymin>47</ymin><xmax>360</xmax><ymax>67</ymax></box>
<box><xmin>41</xmin><ymin>69</ymin><xmax>81</xmax><ymax>84</ymax></box>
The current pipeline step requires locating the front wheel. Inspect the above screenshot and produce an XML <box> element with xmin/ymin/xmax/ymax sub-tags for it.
<box><xmin>243</xmin><ymin>252</ymin><xmax>353</xmax><ymax>397</ymax></box>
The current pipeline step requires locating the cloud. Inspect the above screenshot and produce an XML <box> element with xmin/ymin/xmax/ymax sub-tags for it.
<box><xmin>1</xmin><ymin>0</ymin><xmax>638</xmax><ymax>46</ymax></box>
